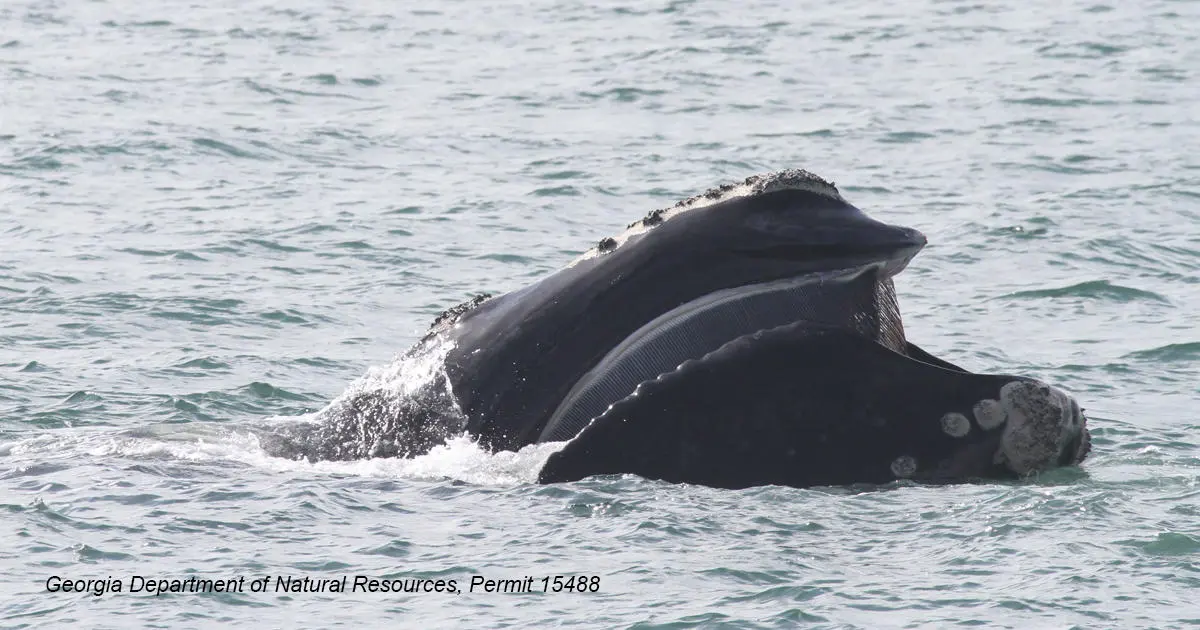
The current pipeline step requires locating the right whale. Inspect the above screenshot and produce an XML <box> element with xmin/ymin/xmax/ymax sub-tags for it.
<box><xmin>287</xmin><ymin>169</ymin><xmax>1092</xmax><ymax>489</ymax></box>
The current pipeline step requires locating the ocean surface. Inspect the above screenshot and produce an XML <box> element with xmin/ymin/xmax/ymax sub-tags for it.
<box><xmin>2</xmin><ymin>0</ymin><xmax>1198</xmax><ymax>627</ymax></box>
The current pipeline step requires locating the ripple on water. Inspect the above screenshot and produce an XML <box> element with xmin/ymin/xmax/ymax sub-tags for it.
<box><xmin>999</xmin><ymin>280</ymin><xmax>1170</xmax><ymax>304</ymax></box>
<box><xmin>1123</xmin><ymin>342</ymin><xmax>1200</xmax><ymax>363</ymax></box>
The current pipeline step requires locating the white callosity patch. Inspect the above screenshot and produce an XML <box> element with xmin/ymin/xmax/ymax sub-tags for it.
<box><xmin>940</xmin><ymin>412</ymin><xmax>971</xmax><ymax>438</ymax></box>
<box><xmin>973</xmin><ymin>398</ymin><xmax>1006</xmax><ymax>430</ymax></box>
<box><xmin>572</xmin><ymin>169</ymin><xmax>843</xmax><ymax>264</ymax></box>
<box><xmin>993</xmin><ymin>381</ymin><xmax>1073</xmax><ymax>475</ymax></box>
<box><xmin>890</xmin><ymin>455</ymin><xmax>918</xmax><ymax>478</ymax></box>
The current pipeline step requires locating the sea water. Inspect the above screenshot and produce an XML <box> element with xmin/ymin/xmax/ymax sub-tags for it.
<box><xmin>2</xmin><ymin>0</ymin><xmax>1198</xmax><ymax>627</ymax></box>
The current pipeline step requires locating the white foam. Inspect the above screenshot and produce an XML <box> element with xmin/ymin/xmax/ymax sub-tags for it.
<box><xmin>243</xmin><ymin>433</ymin><xmax>566</xmax><ymax>486</ymax></box>
<box><xmin>1</xmin><ymin>427</ymin><xmax>567</xmax><ymax>487</ymax></box>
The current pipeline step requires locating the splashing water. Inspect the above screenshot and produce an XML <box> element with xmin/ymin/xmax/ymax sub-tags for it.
<box><xmin>2</xmin><ymin>423</ymin><xmax>566</xmax><ymax>488</ymax></box>
<box><xmin>257</xmin><ymin>335</ymin><xmax>477</xmax><ymax>462</ymax></box>
<box><xmin>2</xmin><ymin>335</ymin><xmax>568</xmax><ymax>486</ymax></box>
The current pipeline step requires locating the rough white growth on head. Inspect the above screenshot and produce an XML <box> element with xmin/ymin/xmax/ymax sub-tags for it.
<box><xmin>940</xmin><ymin>412</ymin><xmax>971</xmax><ymax>438</ymax></box>
<box><xmin>973</xmin><ymin>399</ymin><xmax>1006</xmax><ymax>430</ymax></box>
<box><xmin>890</xmin><ymin>455</ymin><xmax>918</xmax><ymax>478</ymax></box>
<box><xmin>993</xmin><ymin>381</ymin><xmax>1072</xmax><ymax>475</ymax></box>
<box><xmin>572</xmin><ymin>169</ymin><xmax>843</xmax><ymax>264</ymax></box>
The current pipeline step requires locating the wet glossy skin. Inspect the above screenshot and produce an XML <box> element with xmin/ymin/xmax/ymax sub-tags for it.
<box><xmin>442</xmin><ymin>188</ymin><xmax>926</xmax><ymax>450</ymax></box>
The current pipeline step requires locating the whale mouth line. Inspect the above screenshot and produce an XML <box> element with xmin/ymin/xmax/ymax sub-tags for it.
<box><xmin>736</xmin><ymin>237</ymin><xmax>926</xmax><ymax>267</ymax></box>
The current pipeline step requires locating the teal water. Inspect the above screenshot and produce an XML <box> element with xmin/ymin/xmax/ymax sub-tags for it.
<box><xmin>2</xmin><ymin>0</ymin><xmax>1198</xmax><ymax>627</ymax></box>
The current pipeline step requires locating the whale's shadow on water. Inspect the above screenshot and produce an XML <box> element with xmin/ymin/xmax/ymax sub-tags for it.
<box><xmin>260</xmin><ymin>169</ymin><xmax>1092</xmax><ymax>491</ymax></box>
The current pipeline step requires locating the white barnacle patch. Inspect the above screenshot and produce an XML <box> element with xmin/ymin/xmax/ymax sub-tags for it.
<box><xmin>940</xmin><ymin>412</ymin><xmax>971</xmax><ymax>438</ymax></box>
<box><xmin>570</xmin><ymin>169</ymin><xmax>842</xmax><ymax>265</ymax></box>
<box><xmin>972</xmin><ymin>398</ymin><xmax>1005</xmax><ymax>430</ymax></box>
<box><xmin>994</xmin><ymin>381</ymin><xmax>1070</xmax><ymax>475</ymax></box>
<box><xmin>890</xmin><ymin>455</ymin><xmax>918</xmax><ymax>478</ymax></box>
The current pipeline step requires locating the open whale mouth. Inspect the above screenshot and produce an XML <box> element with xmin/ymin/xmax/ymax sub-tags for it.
<box><xmin>537</xmin><ymin>261</ymin><xmax>908</xmax><ymax>443</ymax></box>
<box><xmin>298</xmin><ymin>169</ymin><xmax>1092</xmax><ymax>489</ymax></box>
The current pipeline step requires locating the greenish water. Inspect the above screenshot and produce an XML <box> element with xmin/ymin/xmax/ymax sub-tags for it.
<box><xmin>2</xmin><ymin>0</ymin><xmax>1198</xmax><ymax>627</ymax></box>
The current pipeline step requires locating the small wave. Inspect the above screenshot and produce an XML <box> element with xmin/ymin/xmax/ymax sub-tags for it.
<box><xmin>191</xmin><ymin>137</ymin><xmax>272</xmax><ymax>161</ymax></box>
<box><xmin>999</xmin><ymin>280</ymin><xmax>1169</xmax><ymax>304</ymax></box>
<box><xmin>1123</xmin><ymin>342</ymin><xmax>1200</xmax><ymax>363</ymax></box>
